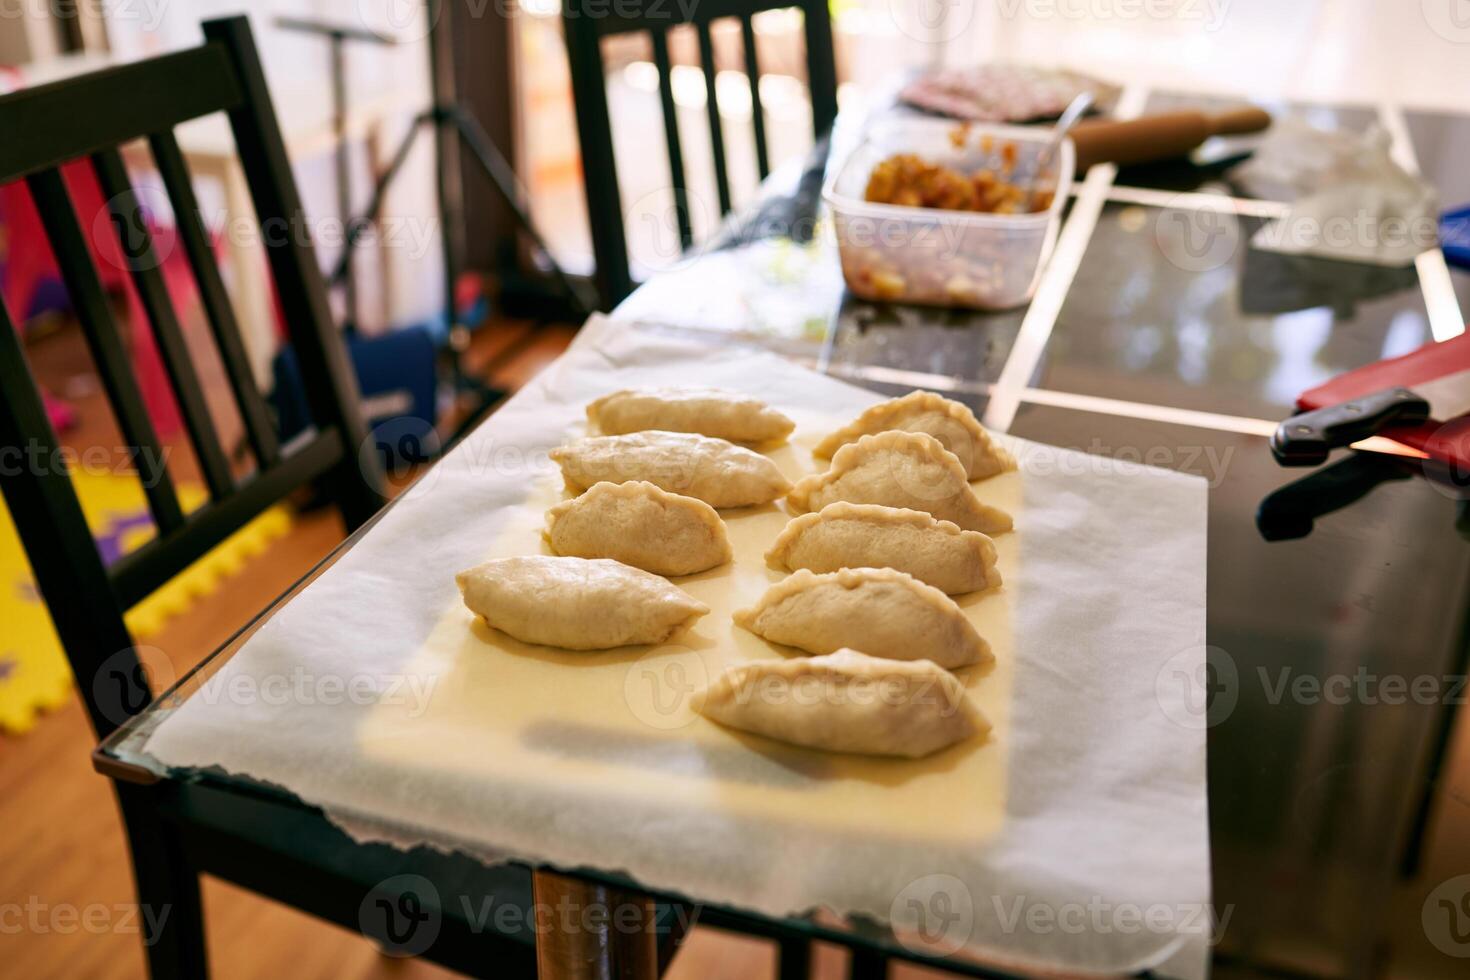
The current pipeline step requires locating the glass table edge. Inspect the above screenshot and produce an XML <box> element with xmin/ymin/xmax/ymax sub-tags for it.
<box><xmin>95</xmin><ymin>464</ymin><xmax>412</xmax><ymax>776</ymax></box>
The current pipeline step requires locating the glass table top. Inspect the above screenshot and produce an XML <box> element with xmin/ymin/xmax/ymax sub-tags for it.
<box><xmin>1031</xmin><ymin>201</ymin><xmax>1434</xmax><ymax>422</ymax></box>
<box><xmin>100</xmin><ymin>87</ymin><xmax>1470</xmax><ymax>979</ymax></box>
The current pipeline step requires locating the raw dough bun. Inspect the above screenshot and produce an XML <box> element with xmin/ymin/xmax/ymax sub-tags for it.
<box><xmin>588</xmin><ymin>387</ymin><xmax>795</xmax><ymax>444</ymax></box>
<box><xmin>457</xmin><ymin>556</ymin><xmax>708</xmax><ymax>649</ymax></box>
<box><xmin>734</xmin><ymin>567</ymin><xmax>991</xmax><ymax>670</ymax></box>
<box><xmin>814</xmin><ymin>390</ymin><xmax>1016</xmax><ymax>480</ymax></box>
<box><xmin>550</xmin><ymin>431</ymin><xmax>791</xmax><ymax>508</ymax></box>
<box><xmin>545</xmin><ymin>481</ymin><xmax>731</xmax><ymax>576</ymax></box>
<box><xmin>697</xmin><ymin>648</ymin><xmax>989</xmax><ymax>758</ymax></box>
<box><xmin>788</xmin><ymin>431</ymin><xmax>1012</xmax><ymax>535</ymax></box>
<box><xmin>767</xmin><ymin>502</ymin><xmax>1000</xmax><ymax>594</ymax></box>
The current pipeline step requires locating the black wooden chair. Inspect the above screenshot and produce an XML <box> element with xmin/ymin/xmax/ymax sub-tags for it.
<box><xmin>562</xmin><ymin>0</ymin><xmax>839</xmax><ymax>307</ymax></box>
<box><xmin>0</xmin><ymin>17</ymin><xmax>553</xmax><ymax>978</ymax></box>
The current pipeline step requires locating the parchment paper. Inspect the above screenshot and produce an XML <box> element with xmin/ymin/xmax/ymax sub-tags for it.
<box><xmin>144</xmin><ymin>315</ymin><xmax>1211</xmax><ymax>978</ymax></box>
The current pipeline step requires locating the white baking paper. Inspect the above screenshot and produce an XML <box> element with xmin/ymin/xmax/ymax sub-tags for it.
<box><xmin>144</xmin><ymin>315</ymin><xmax>1211</xmax><ymax>978</ymax></box>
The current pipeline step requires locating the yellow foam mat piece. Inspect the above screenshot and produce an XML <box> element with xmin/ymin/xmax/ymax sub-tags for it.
<box><xmin>0</xmin><ymin>470</ymin><xmax>291</xmax><ymax>734</ymax></box>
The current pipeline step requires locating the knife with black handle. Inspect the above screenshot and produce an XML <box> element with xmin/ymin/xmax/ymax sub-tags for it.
<box><xmin>1271</xmin><ymin>387</ymin><xmax>1431</xmax><ymax>466</ymax></box>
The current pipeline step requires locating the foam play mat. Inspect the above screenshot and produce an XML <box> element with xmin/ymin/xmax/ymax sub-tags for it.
<box><xmin>0</xmin><ymin>470</ymin><xmax>291</xmax><ymax>734</ymax></box>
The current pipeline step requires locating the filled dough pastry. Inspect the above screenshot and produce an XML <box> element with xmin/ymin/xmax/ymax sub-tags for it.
<box><xmin>734</xmin><ymin>567</ymin><xmax>990</xmax><ymax>669</ymax></box>
<box><xmin>457</xmin><ymin>556</ymin><xmax>708</xmax><ymax>649</ymax></box>
<box><xmin>696</xmin><ymin>649</ymin><xmax>989</xmax><ymax>758</ymax></box>
<box><xmin>588</xmin><ymin>387</ymin><xmax>795</xmax><ymax>444</ymax></box>
<box><xmin>814</xmin><ymin>391</ymin><xmax>1016</xmax><ymax>480</ymax></box>
<box><xmin>767</xmin><ymin>502</ymin><xmax>1000</xmax><ymax>594</ymax></box>
<box><xmin>550</xmin><ymin>431</ymin><xmax>791</xmax><ymax>508</ymax></box>
<box><xmin>545</xmin><ymin>481</ymin><xmax>731</xmax><ymax>576</ymax></box>
<box><xmin>787</xmin><ymin>431</ymin><xmax>1013</xmax><ymax>535</ymax></box>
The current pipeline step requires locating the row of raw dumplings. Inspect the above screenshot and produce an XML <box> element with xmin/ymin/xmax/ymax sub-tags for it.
<box><xmin>456</xmin><ymin>387</ymin><xmax>1015</xmax><ymax>759</ymax></box>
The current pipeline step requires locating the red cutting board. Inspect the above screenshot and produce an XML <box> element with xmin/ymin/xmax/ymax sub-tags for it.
<box><xmin>1296</xmin><ymin>332</ymin><xmax>1470</xmax><ymax>469</ymax></box>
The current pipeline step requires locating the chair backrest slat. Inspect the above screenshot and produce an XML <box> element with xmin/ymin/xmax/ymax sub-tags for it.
<box><xmin>202</xmin><ymin>18</ymin><xmax>379</xmax><ymax>532</ymax></box>
<box><xmin>26</xmin><ymin>166</ymin><xmax>187</xmax><ymax>535</ymax></box>
<box><xmin>649</xmin><ymin>29</ymin><xmax>694</xmax><ymax>251</ymax></box>
<box><xmin>582</xmin><ymin>0</ymin><xmax>789</xmax><ymax>34</ymax></box>
<box><xmin>695</xmin><ymin>23</ymin><xmax>734</xmax><ymax>216</ymax></box>
<box><xmin>91</xmin><ymin>148</ymin><xmax>235</xmax><ymax>501</ymax></box>
<box><xmin>0</xmin><ymin>301</ymin><xmax>143</xmax><ymax>736</ymax></box>
<box><xmin>565</xmin><ymin>4</ymin><xmax>634</xmax><ymax>305</ymax></box>
<box><xmin>801</xmin><ymin>0</ymin><xmax>839</xmax><ymax>138</ymax></box>
<box><xmin>109</xmin><ymin>430</ymin><xmax>344</xmax><ymax>610</ymax></box>
<box><xmin>562</xmin><ymin>0</ymin><xmax>838</xmax><ymax>307</ymax></box>
<box><xmin>739</xmin><ymin>17</ymin><xmax>770</xmax><ymax>181</ymax></box>
<box><xmin>0</xmin><ymin>46</ymin><xmax>243</xmax><ymax>181</ymax></box>
<box><xmin>148</xmin><ymin>130</ymin><xmax>283</xmax><ymax>469</ymax></box>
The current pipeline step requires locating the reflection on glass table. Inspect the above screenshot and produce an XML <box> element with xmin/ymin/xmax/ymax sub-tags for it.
<box><xmin>1033</xmin><ymin>201</ymin><xmax>1433</xmax><ymax>422</ymax></box>
<box><xmin>822</xmin><ymin>295</ymin><xmax>1024</xmax><ymax>395</ymax></box>
<box><xmin>1405</xmin><ymin>107</ymin><xmax>1470</xmax><ymax>317</ymax></box>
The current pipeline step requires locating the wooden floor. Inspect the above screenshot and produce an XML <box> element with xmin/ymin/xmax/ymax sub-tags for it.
<box><xmin>0</xmin><ymin>315</ymin><xmax>950</xmax><ymax>980</ymax></box>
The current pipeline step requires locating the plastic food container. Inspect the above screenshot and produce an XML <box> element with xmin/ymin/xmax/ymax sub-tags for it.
<box><xmin>824</xmin><ymin>118</ymin><xmax>1074</xmax><ymax>310</ymax></box>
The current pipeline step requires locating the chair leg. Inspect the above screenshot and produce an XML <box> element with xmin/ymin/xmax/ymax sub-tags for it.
<box><xmin>530</xmin><ymin>869</ymin><xmax>658</xmax><ymax>979</ymax></box>
<box><xmin>656</xmin><ymin>902</ymin><xmax>697</xmax><ymax>974</ymax></box>
<box><xmin>848</xmin><ymin>948</ymin><xmax>887</xmax><ymax>980</ymax></box>
<box><xmin>116</xmin><ymin>785</ymin><xmax>209</xmax><ymax>979</ymax></box>
<box><xmin>778</xmin><ymin>936</ymin><xmax>812</xmax><ymax>980</ymax></box>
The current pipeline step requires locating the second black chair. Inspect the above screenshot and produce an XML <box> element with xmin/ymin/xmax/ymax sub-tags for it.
<box><xmin>562</xmin><ymin>0</ymin><xmax>839</xmax><ymax>307</ymax></box>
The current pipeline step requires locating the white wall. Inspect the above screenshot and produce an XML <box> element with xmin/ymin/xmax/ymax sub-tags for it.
<box><xmin>109</xmin><ymin>0</ymin><xmax>446</xmax><ymax>336</ymax></box>
<box><xmin>0</xmin><ymin>0</ymin><xmax>63</xmax><ymax>65</ymax></box>
<box><xmin>926</xmin><ymin>0</ymin><xmax>1469</xmax><ymax>112</ymax></box>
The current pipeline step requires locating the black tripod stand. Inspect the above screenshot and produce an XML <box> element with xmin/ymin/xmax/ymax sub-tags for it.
<box><xmin>277</xmin><ymin>2</ymin><xmax>594</xmax><ymax>442</ymax></box>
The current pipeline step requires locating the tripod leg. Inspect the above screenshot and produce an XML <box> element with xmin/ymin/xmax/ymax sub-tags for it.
<box><xmin>331</xmin><ymin>110</ymin><xmax>440</xmax><ymax>285</ymax></box>
<box><xmin>448</xmin><ymin>106</ymin><xmax>597</xmax><ymax>314</ymax></box>
<box><xmin>427</xmin><ymin>0</ymin><xmax>465</xmax><ymax>333</ymax></box>
<box><xmin>336</xmin><ymin>106</ymin><xmax>593</xmax><ymax>318</ymax></box>
<box><xmin>329</xmin><ymin>33</ymin><xmax>359</xmax><ymax>330</ymax></box>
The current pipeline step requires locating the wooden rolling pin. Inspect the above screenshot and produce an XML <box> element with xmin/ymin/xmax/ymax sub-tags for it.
<box><xmin>1069</xmin><ymin>106</ymin><xmax>1272</xmax><ymax>170</ymax></box>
